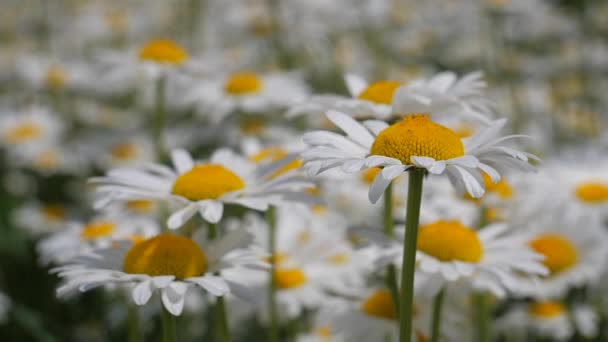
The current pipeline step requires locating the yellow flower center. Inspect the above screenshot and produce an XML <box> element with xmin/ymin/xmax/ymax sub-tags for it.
<box><xmin>250</xmin><ymin>147</ymin><xmax>302</xmax><ymax>178</ymax></box>
<box><xmin>41</xmin><ymin>205</ymin><xmax>66</xmax><ymax>221</ymax></box>
<box><xmin>125</xmin><ymin>200</ymin><xmax>156</xmax><ymax>214</ymax></box>
<box><xmin>528</xmin><ymin>301</ymin><xmax>564</xmax><ymax>318</ymax></box>
<box><xmin>417</xmin><ymin>220</ymin><xmax>483</xmax><ymax>262</ymax></box>
<box><xmin>361</xmin><ymin>289</ymin><xmax>397</xmax><ymax>320</ymax></box>
<box><xmin>465</xmin><ymin>173</ymin><xmax>513</xmax><ymax>201</ymax></box>
<box><xmin>123</xmin><ymin>234</ymin><xmax>207</xmax><ymax>279</ymax></box>
<box><xmin>224</xmin><ymin>72</ymin><xmax>262</xmax><ymax>95</ymax></box>
<box><xmin>81</xmin><ymin>221</ymin><xmax>115</xmax><ymax>240</ymax></box>
<box><xmin>6</xmin><ymin>122</ymin><xmax>43</xmax><ymax>144</ymax></box>
<box><xmin>361</xmin><ymin>168</ymin><xmax>381</xmax><ymax>184</ymax></box>
<box><xmin>371</xmin><ymin>115</ymin><xmax>464</xmax><ymax>165</ymax></box>
<box><xmin>316</xmin><ymin>326</ymin><xmax>332</xmax><ymax>340</ymax></box>
<box><xmin>110</xmin><ymin>142</ymin><xmax>139</xmax><ymax>161</ymax></box>
<box><xmin>358</xmin><ymin>81</ymin><xmax>401</xmax><ymax>105</ymax></box>
<box><xmin>45</xmin><ymin>65</ymin><xmax>67</xmax><ymax>90</ymax></box>
<box><xmin>138</xmin><ymin>39</ymin><xmax>188</xmax><ymax>65</ymax></box>
<box><xmin>266</xmin><ymin>252</ymin><xmax>289</xmax><ymax>265</ymax></box>
<box><xmin>529</xmin><ymin>234</ymin><xmax>578</xmax><ymax>274</ymax></box>
<box><xmin>575</xmin><ymin>181</ymin><xmax>608</xmax><ymax>203</ymax></box>
<box><xmin>239</xmin><ymin>118</ymin><xmax>266</xmax><ymax>136</ymax></box>
<box><xmin>327</xmin><ymin>253</ymin><xmax>349</xmax><ymax>265</ymax></box>
<box><xmin>171</xmin><ymin>164</ymin><xmax>245</xmax><ymax>201</ymax></box>
<box><xmin>274</xmin><ymin>268</ymin><xmax>307</xmax><ymax>289</ymax></box>
<box><xmin>33</xmin><ymin>150</ymin><xmax>60</xmax><ymax>170</ymax></box>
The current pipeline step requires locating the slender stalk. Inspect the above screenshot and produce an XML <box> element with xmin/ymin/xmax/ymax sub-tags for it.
<box><xmin>399</xmin><ymin>169</ymin><xmax>425</xmax><ymax>342</ymax></box>
<box><xmin>153</xmin><ymin>75</ymin><xmax>167</xmax><ymax>162</ymax></box>
<box><xmin>430</xmin><ymin>288</ymin><xmax>445</xmax><ymax>342</ymax></box>
<box><xmin>266</xmin><ymin>206</ymin><xmax>279</xmax><ymax>342</ymax></box>
<box><xmin>216</xmin><ymin>296</ymin><xmax>231</xmax><ymax>342</ymax></box>
<box><xmin>207</xmin><ymin>223</ymin><xmax>217</xmax><ymax>240</ymax></box>
<box><xmin>474</xmin><ymin>292</ymin><xmax>491</xmax><ymax>342</ymax></box>
<box><xmin>127</xmin><ymin>302</ymin><xmax>141</xmax><ymax>342</ymax></box>
<box><xmin>161</xmin><ymin>303</ymin><xmax>177</xmax><ymax>342</ymax></box>
<box><xmin>383</xmin><ymin>183</ymin><xmax>400</xmax><ymax>315</ymax></box>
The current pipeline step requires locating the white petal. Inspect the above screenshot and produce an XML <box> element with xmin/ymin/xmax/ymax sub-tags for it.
<box><xmin>161</xmin><ymin>283</ymin><xmax>188</xmax><ymax>316</ymax></box>
<box><xmin>326</xmin><ymin>110</ymin><xmax>374</xmax><ymax>147</ymax></box>
<box><xmin>381</xmin><ymin>165</ymin><xmax>407</xmax><ymax>180</ymax></box>
<box><xmin>167</xmin><ymin>204</ymin><xmax>198</xmax><ymax>229</ymax></box>
<box><xmin>411</xmin><ymin>156</ymin><xmax>435</xmax><ymax>169</ymax></box>
<box><xmin>132</xmin><ymin>280</ymin><xmax>153</xmax><ymax>305</ymax></box>
<box><xmin>189</xmin><ymin>275</ymin><xmax>230</xmax><ymax>296</ymax></box>
<box><xmin>368</xmin><ymin>170</ymin><xmax>392</xmax><ymax>204</ymax></box>
<box><xmin>171</xmin><ymin>149</ymin><xmax>194</xmax><ymax>174</ymax></box>
<box><xmin>344</xmin><ymin>74</ymin><xmax>368</xmax><ymax>97</ymax></box>
<box><xmin>199</xmin><ymin>201</ymin><xmax>224</xmax><ymax>223</ymax></box>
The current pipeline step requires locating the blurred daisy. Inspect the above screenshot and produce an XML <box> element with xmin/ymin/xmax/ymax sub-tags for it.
<box><xmin>188</xmin><ymin>71</ymin><xmax>309</xmax><ymax>123</ymax></box>
<box><xmin>91</xmin><ymin>148</ymin><xmax>313</xmax><ymax>229</ymax></box>
<box><xmin>53</xmin><ymin>230</ymin><xmax>267</xmax><ymax>316</ymax></box>
<box><xmin>516</xmin><ymin>217</ymin><xmax>608</xmax><ymax>298</ymax></box>
<box><xmin>302</xmin><ymin>111</ymin><xmax>538</xmax><ymax>202</ymax></box>
<box><xmin>378</xmin><ymin>220</ymin><xmax>548</xmax><ymax>297</ymax></box>
<box><xmin>496</xmin><ymin>301</ymin><xmax>599</xmax><ymax>341</ymax></box>
<box><xmin>95</xmin><ymin>135</ymin><xmax>155</xmax><ymax>169</ymax></box>
<box><xmin>38</xmin><ymin>215</ymin><xmax>158</xmax><ymax>265</ymax></box>
<box><xmin>12</xmin><ymin>201</ymin><xmax>71</xmax><ymax>237</ymax></box>
<box><xmin>0</xmin><ymin>106</ymin><xmax>63</xmax><ymax>152</ymax></box>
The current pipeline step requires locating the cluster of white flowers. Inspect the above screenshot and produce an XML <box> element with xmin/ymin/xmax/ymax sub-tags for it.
<box><xmin>1</xmin><ymin>0</ymin><xmax>607</xmax><ymax>341</ymax></box>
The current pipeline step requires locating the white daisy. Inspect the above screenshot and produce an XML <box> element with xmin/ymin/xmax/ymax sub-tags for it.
<box><xmin>90</xmin><ymin>148</ymin><xmax>314</xmax><ymax>229</ymax></box>
<box><xmin>52</xmin><ymin>229</ymin><xmax>268</xmax><ymax>316</ymax></box>
<box><xmin>0</xmin><ymin>106</ymin><xmax>63</xmax><ymax>152</ymax></box>
<box><xmin>302</xmin><ymin>110</ymin><xmax>538</xmax><ymax>202</ymax></box>
<box><xmin>378</xmin><ymin>220</ymin><xmax>548</xmax><ymax>298</ymax></box>
<box><xmin>94</xmin><ymin>135</ymin><xmax>156</xmax><ymax>169</ymax></box>
<box><xmin>12</xmin><ymin>201</ymin><xmax>71</xmax><ymax>237</ymax></box>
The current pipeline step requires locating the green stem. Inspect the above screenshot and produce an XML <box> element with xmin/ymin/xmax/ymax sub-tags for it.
<box><xmin>430</xmin><ymin>288</ymin><xmax>445</xmax><ymax>342</ymax></box>
<box><xmin>127</xmin><ymin>302</ymin><xmax>141</xmax><ymax>342</ymax></box>
<box><xmin>161</xmin><ymin>303</ymin><xmax>177</xmax><ymax>342</ymax></box>
<box><xmin>216</xmin><ymin>296</ymin><xmax>231</xmax><ymax>342</ymax></box>
<box><xmin>266</xmin><ymin>206</ymin><xmax>279</xmax><ymax>342</ymax></box>
<box><xmin>207</xmin><ymin>223</ymin><xmax>217</xmax><ymax>240</ymax></box>
<box><xmin>399</xmin><ymin>169</ymin><xmax>425</xmax><ymax>342</ymax></box>
<box><xmin>383</xmin><ymin>183</ymin><xmax>394</xmax><ymax>237</ymax></box>
<box><xmin>474</xmin><ymin>292</ymin><xmax>491</xmax><ymax>342</ymax></box>
<box><xmin>153</xmin><ymin>75</ymin><xmax>167</xmax><ymax>162</ymax></box>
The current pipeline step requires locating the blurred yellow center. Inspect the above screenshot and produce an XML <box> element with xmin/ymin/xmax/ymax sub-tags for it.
<box><xmin>529</xmin><ymin>234</ymin><xmax>577</xmax><ymax>274</ymax></box>
<box><xmin>224</xmin><ymin>72</ymin><xmax>262</xmax><ymax>95</ymax></box>
<box><xmin>42</xmin><ymin>205</ymin><xmax>66</xmax><ymax>221</ymax></box>
<box><xmin>528</xmin><ymin>301</ymin><xmax>564</xmax><ymax>318</ymax></box>
<box><xmin>81</xmin><ymin>221</ymin><xmax>115</xmax><ymax>240</ymax></box>
<box><xmin>111</xmin><ymin>142</ymin><xmax>138</xmax><ymax>160</ymax></box>
<box><xmin>34</xmin><ymin>150</ymin><xmax>59</xmax><ymax>169</ymax></box>
<box><xmin>274</xmin><ymin>268</ymin><xmax>307</xmax><ymax>289</ymax></box>
<box><xmin>126</xmin><ymin>200</ymin><xmax>155</xmax><ymax>213</ymax></box>
<box><xmin>575</xmin><ymin>182</ymin><xmax>608</xmax><ymax>203</ymax></box>
<box><xmin>358</xmin><ymin>81</ymin><xmax>401</xmax><ymax>105</ymax></box>
<box><xmin>123</xmin><ymin>234</ymin><xmax>207</xmax><ymax>279</ymax></box>
<box><xmin>316</xmin><ymin>326</ymin><xmax>332</xmax><ymax>339</ymax></box>
<box><xmin>6</xmin><ymin>122</ymin><xmax>43</xmax><ymax>144</ymax></box>
<box><xmin>371</xmin><ymin>115</ymin><xmax>464</xmax><ymax>165</ymax></box>
<box><xmin>417</xmin><ymin>220</ymin><xmax>482</xmax><ymax>262</ymax></box>
<box><xmin>171</xmin><ymin>164</ymin><xmax>245</xmax><ymax>201</ymax></box>
<box><xmin>45</xmin><ymin>65</ymin><xmax>67</xmax><ymax>89</ymax></box>
<box><xmin>138</xmin><ymin>39</ymin><xmax>188</xmax><ymax>65</ymax></box>
<box><xmin>361</xmin><ymin>289</ymin><xmax>397</xmax><ymax>320</ymax></box>
<box><xmin>361</xmin><ymin>168</ymin><xmax>381</xmax><ymax>184</ymax></box>
<box><xmin>327</xmin><ymin>253</ymin><xmax>349</xmax><ymax>265</ymax></box>
<box><xmin>250</xmin><ymin>147</ymin><xmax>302</xmax><ymax>178</ymax></box>
<box><xmin>105</xmin><ymin>10</ymin><xmax>127</xmax><ymax>32</ymax></box>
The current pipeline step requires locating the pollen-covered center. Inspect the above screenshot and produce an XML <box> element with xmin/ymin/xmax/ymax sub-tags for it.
<box><xmin>417</xmin><ymin>220</ymin><xmax>482</xmax><ymax>262</ymax></box>
<box><xmin>171</xmin><ymin>164</ymin><xmax>245</xmax><ymax>201</ymax></box>
<box><xmin>528</xmin><ymin>301</ymin><xmax>564</xmax><ymax>318</ymax></box>
<box><xmin>224</xmin><ymin>72</ymin><xmax>262</xmax><ymax>95</ymax></box>
<box><xmin>81</xmin><ymin>221</ymin><xmax>115</xmax><ymax>240</ymax></box>
<box><xmin>123</xmin><ymin>234</ymin><xmax>207</xmax><ymax>279</ymax></box>
<box><xmin>6</xmin><ymin>122</ymin><xmax>44</xmax><ymax>144</ymax></box>
<box><xmin>274</xmin><ymin>268</ymin><xmax>307</xmax><ymax>289</ymax></box>
<box><xmin>358</xmin><ymin>81</ymin><xmax>401</xmax><ymax>105</ymax></box>
<box><xmin>110</xmin><ymin>142</ymin><xmax>139</xmax><ymax>161</ymax></box>
<box><xmin>575</xmin><ymin>181</ymin><xmax>608</xmax><ymax>203</ymax></box>
<box><xmin>361</xmin><ymin>289</ymin><xmax>397</xmax><ymax>320</ymax></box>
<box><xmin>138</xmin><ymin>39</ymin><xmax>188</xmax><ymax>65</ymax></box>
<box><xmin>529</xmin><ymin>234</ymin><xmax>577</xmax><ymax>274</ymax></box>
<box><xmin>370</xmin><ymin>115</ymin><xmax>464</xmax><ymax>165</ymax></box>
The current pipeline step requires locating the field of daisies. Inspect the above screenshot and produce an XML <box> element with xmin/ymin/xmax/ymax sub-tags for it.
<box><xmin>1</xmin><ymin>0</ymin><xmax>608</xmax><ymax>341</ymax></box>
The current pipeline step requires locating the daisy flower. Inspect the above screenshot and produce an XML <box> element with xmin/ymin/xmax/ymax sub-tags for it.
<box><xmin>0</xmin><ymin>106</ymin><xmax>63</xmax><ymax>152</ymax></box>
<box><xmin>52</xmin><ymin>229</ymin><xmax>268</xmax><ymax>316</ymax></box>
<box><xmin>302</xmin><ymin>111</ymin><xmax>538</xmax><ymax>202</ymax></box>
<box><xmin>187</xmin><ymin>70</ymin><xmax>309</xmax><ymax>123</ymax></box>
<box><xmin>288</xmin><ymin>71</ymin><xmax>489</xmax><ymax>123</ymax></box>
<box><xmin>515</xmin><ymin>216</ymin><xmax>608</xmax><ymax>298</ymax></box>
<box><xmin>378</xmin><ymin>220</ymin><xmax>548</xmax><ymax>298</ymax></box>
<box><xmin>92</xmin><ymin>135</ymin><xmax>156</xmax><ymax>170</ymax></box>
<box><xmin>12</xmin><ymin>201</ymin><xmax>71</xmax><ymax>237</ymax></box>
<box><xmin>91</xmin><ymin>148</ymin><xmax>313</xmax><ymax>229</ymax></box>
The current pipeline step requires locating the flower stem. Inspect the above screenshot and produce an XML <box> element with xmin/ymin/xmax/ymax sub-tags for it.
<box><xmin>383</xmin><ymin>183</ymin><xmax>400</xmax><ymax>315</ymax></box>
<box><xmin>161</xmin><ymin>303</ymin><xmax>177</xmax><ymax>342</ymax></box>
<box><xmin>474</xmin><ymin>292</ymin><xmax>491</xmax><ymax>342</ymax></box>
<box><xmin>153</xmin><ymin>75</ymin><xmax>167</xmax><ymax>162</ymax></box>
<box><xmin>215</xmin><ymin>296</ymin><xmax>231</xmax><ymax>342</ymax></box>
<box><xmin>399</xmin><ymin>169</ymin><xmax>425</xmax><ymax>342</ymax></box>
<box><xmin>430</xmin><ymin>287</ymin><xmax>445</xmax><ymax>342</ymax></box>
<box><xmin>266</xmin><ymin>206</ymin><xmax>279</xmax><ymax>342</ymax></box>
<box><xmin>127</xmin><ymin>302</ymin><xmax>141</xmax><ymax>342</ymax></box>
